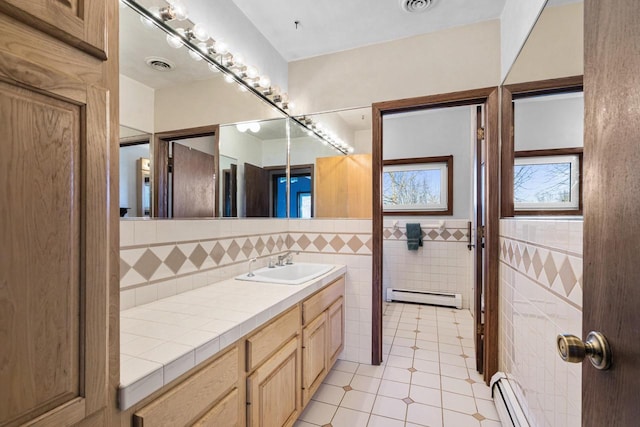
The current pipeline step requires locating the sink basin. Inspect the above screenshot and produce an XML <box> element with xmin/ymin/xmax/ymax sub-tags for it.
<box><xmin>235</xmin><ymin>263</ymin><xmax>334</xmax><ymax>285</ymax></box>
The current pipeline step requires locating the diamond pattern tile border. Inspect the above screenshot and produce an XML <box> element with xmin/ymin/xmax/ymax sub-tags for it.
<box><xmin>121</xmin><ymin>230</ymin><xmax>373</xmax><ymax>290</ymax></box>
<box><xmin>500</xmin><ymin>237</ymin><xmax>583</xmax><ymax>300</ymax></box>
<box><xmin>383</xmin><ymin>227</ymin><xmax>469</xmax><ymax>242</ymax></box>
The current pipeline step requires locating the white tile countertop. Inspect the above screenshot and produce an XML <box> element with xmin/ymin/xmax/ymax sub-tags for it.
<box><xmin>118</xmin><ymin>264</ymin><xmax>347</xmax><ymax>410</ymax></box>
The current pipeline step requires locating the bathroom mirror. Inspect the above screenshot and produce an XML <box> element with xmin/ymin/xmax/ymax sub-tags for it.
<box><xmin>500</xmin><ymin>0</ymin><xmax>584</xmax><ymax>216</ymax></box>
<box><xmin>119</xmin><ymin>125</ymin><xmax>152</xmax><ymax>217</ymax></box>
<box><xmin>290</xmin><ymin>107</ymin><xmax>373</xmax><ymax>218</ymax></box>
<box><xmin>119</xmin><ymin>2</ymin><xmax>287</xmax><ymax>218</ymax></box>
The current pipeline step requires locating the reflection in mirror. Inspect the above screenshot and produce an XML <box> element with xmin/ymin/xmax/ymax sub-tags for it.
<box><xmin>513</xmin><ymin>91</ymin><xmax>583</xmax><ymax>214</ymax></box>
<box><xmin>500</xmin><ymin>0</ymin><xmax>584</xmax><ymax>217</ymax></box>
<box><xmin>120</xmin><ymin>2</ymin><xmax>286</xmax><ymax>218</ymax></box>
<box><xmin>119</xmin><ymin>126</ymin><xmax>152</xmax><ymax>217</ymax></box>
<box><xmin>291</xmin><ymin>108</ymin><xmax>373</xmax><ymax>218</ymax></box>
<box><xmin>218</xmin><ymin>118</ymin><xmax>288</xmax><ymax>217</ymax></box>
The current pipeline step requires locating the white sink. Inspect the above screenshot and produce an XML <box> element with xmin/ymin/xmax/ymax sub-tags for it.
<box><xmin>235</xmin><ymin>263</ymin><xmax>335</xmax><ymax>285</ymax></box>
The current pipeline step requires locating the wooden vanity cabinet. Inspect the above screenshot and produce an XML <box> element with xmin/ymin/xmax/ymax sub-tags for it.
<box><xmin>245</xmin><ymin>306</ymin><xmax>302</xmax><ymax>427</ymax></box>
<box><xmin>132</xmin><ymin>345</ymin><xmax>243</xmax><ymax>427</ymax></box>
<box><xmin>301</xmin><ymin>278</ymin><xmax>346</xmax><ymax>405</ymax></box>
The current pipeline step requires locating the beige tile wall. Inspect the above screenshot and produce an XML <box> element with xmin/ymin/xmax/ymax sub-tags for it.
<box><xmin>120</xmin><ymin>218</ymin><xmax>373</xmax><ymax>364</ymax></box>
<box><xmin>499</xmin><ymin>218</ymin><xmax>582</xmax><ymax>427</ymax></box>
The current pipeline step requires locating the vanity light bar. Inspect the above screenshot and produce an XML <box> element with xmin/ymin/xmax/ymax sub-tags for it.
<box><xmin>122</xmin><ymin>0</ymin><xmax>350</xmax><ymax>155</ymax></box>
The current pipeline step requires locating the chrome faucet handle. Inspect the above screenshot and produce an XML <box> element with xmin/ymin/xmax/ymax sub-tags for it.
<box><xmin>268</xmin><ymin>257</ymin><xmax>275</xmax><ymax>268</ymax></box>
<box><xmin>247</xmin><ymin>257</ymin><xmax>258</xmax><ymax>277</ymax></box>
<box><xmin>285</xmin><ymin>254</ymin><xmax>294</xmax><ymax>265</ymax></box>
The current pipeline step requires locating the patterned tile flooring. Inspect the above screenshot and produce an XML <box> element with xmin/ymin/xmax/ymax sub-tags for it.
<box><xmin>295</xmin><ymin>302</ymin><xmax>502</xmax><ymax>427</ymax></box>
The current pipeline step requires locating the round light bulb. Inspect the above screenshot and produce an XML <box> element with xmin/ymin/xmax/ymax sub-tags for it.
<box><xmin>208</xmin><ymin>63</ymin><xmax>220</xmax><ymax>73</ymax></box>
<box><xmin>215</xmin><ymin>40</ymin><xmax>229</xmax><ymax>55</ymax></box>
<box><xmin>248</xmin><ymin>122</ymin><xmax>261</xmax><ymax>133</ymax></box>
<box><xmin>171</xmin><ymin>0</ymin><xmax>188</xmax><ymax>20</ymax></box>
<box><xmin>245</xmin><ymin>66</ymin><xmax>259</xmax><ymax>79</ymax></box>
<box><xmin>236</xmin><ymin>123</ymin><xmax>248</xmax><ymax>132</ymax></box>
<box><xmin>191</xmin><ymin>23</ymin><xmax>209</xmax><ymax>41</ymax></box>
<box><xmin>166</xmin><ymin>28</ymin><xmax>184</xmax><ymax>49</ymax></box>
<box><xmin>233</xmin><ymin>53</ymin><xmax>245</xmax><ymax>67</ymax></box>
<box><xmin>258</xmin><ymin>75</ymin><xmax>271</xmax><ymax>88</ymax></box>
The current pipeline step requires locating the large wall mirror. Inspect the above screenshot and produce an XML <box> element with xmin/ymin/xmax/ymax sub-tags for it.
<box><xmin>500</xmin><ymin>0</ymin><xmax>584</xmax><ymax>217</ymax></box>
<box><xmin>119</xmin><ymin>1</ymin><xmax>372</xmax><ymax>219</ymax></box>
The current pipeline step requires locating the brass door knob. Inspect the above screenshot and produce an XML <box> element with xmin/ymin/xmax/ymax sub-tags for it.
<box><xmin>557</xmin><ymin>331</ymin><xmax>612</xmax><ymax>370</ymax></box>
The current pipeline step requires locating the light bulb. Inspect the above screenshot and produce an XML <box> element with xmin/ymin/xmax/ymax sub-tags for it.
<box><xmin>192</xmin><ymin>23</ymin><xmax>209</xmax><ymax>42</ymax></box>
<box><xmin>232</xmin><ymin>53</ymin><xmax>245</xmax><ymax>68</ymax></box>
<box><xmin>244</xmin><ymin>66</ymin><xmax>258</xmax><ymax>79</ymax></box>
<box><xmin>258</xmin><ymin>75</ymin><xmax>271</xmax><ymax>88</ymax></box>
<box><xmin>236</xmin><ymin>123</ymin><xmax>248</xmax><ymax>132</ymax></box>
<box><xmin>171</xmin><ymin>0</ymin><xmax>188</xmax><ymax>20</ymax></box>
<box><xmin>208</xmin><ymin>63</ymin><xmax>220</xmax><ymax>73</ymax></box>
<box><xmin>281</xmin><ymin>93</ymin><xmax>289</xmax><ymax>103</ymax></box>
<box><xmin>188</xmin><ymin>47</ymin><xmax>203</xmax><ymax>61</ymax></box>
<box><xmin>248</xmin><ymin>122</ymin><xmax>261</xmax><ymax>133</ymax></box>
<box><xmin>215</xmin><ymin>40</ymin><xmax>228</xmax><ymax>55</ymax></box>
<box><xmin>288</xmin><ymin>102</ymin><xmax>296</xmax><ymax>111</ymax></box>
<box><xmin>140</xmin><ymin>6</ymin><xmax>159</xmax><ymax>28</ymax></box>
<box><xmin>166</xmin><ymin>28</ymin><xmax>184</xmax><ymax>49</ymax></box>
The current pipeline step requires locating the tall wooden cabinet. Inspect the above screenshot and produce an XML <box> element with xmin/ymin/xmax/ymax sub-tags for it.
<box><xmin>0</xmin><ymin>1</ymin><xmax>118</xmax><ymax>426</ymax></box>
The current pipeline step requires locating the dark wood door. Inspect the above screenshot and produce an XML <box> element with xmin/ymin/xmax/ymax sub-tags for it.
<box><xmin>582</xmin><ymin>1</ymin><xmax>640</xmax><ymax>425</ymax></box>
<box><xmin>474</xmin><ymin>106</ymin><xmax>485</xmax><ymax>374</ymax></box>
<box><xmin>223</xmin><ymin>164</ymin><xmax>238</xmax><ymax>217</ymax></box>
<box><xmin>172</xmin><ymin>142</ymin><xmax>216</xmax><ymax>217</ymax></box>
<box><xmin>244</xmin><ymin>162</ymin><xmax>270</xmax><ymax>217</ymax></box>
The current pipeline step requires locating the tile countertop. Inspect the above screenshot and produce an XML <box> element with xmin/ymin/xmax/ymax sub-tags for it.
<box><xmin>118</xmin><ymin>264</ymin><xmax>347</xmax><ymax>410</ymax></box>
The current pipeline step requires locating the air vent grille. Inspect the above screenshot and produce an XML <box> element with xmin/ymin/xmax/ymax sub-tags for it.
<box><xmin>401</xmin><ymin>0</ymin><xmax>434</xmax><ymax>13</ymax></box>
<box><xmin>145</xmin><ymin>56</ymin><xmax>175</xmax><ymax>72</ymax></box>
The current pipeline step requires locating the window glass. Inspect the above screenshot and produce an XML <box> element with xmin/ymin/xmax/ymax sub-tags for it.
<box><xmin>514</xmin><ymin>154</ymin><xmax>580</xmax><ymax>210</ymax></box>
<box><xmin>383</xmin><ymin>162</ymin><xmax>448</xmax><ymax>212</ymax></box>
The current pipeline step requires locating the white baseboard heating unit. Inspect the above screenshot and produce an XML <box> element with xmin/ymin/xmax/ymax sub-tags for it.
<box><xmin>490</xmin><ymin>373</ymin><xmax>530</xmax><ymax>427</ymax></box>
<box><xmin>385</xmin><ymin>288</ymin><xmax>462</xmax><ymax>309</ymax></box>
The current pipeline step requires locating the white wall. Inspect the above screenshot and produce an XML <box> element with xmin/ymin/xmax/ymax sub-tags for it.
<box><xmin>172</xmin><ymin>135</ymin><xmax>216</xmax><ymax>155</ymax></box>
<box><xmin>288</xmin><ymin>20</ymin><xmax>501</xmax><ymax>114</ymax></box>
<box><xmin>119</xmin><ymin>144</ymin><xmax>150</xmax><ymax>217</ymax></box>
<box><xmin>154</xmin><ymin>77</ymin><xmax>283</xmax><ymax>132</ymax></box>
<box><xmin>514</xmin><ymin>92</ymin><xmax>584</xmax><ymax>151</ymax></box>
<box><xmin>382</xmin><ymin>105</ymin><xmax>474</xmax><ymax>219</ymax></box>
<box><xmin>120</xmin><ymin>74</ymin><xmax>154</xmax><ymax>133</ymax></box>
<box><xmin>505</xmin><ymin>2</ymin><xmax>584</xmax><ymax>84</ymax></box>
<box><xmin>188</xmin><ymin>0</ymin><xmax>289</xmax><ymax>92</ymax></box>
<box><xmin>500</xmin><ymin>0</ymin><xmax>547</xmax><ymax>80</ymax></box>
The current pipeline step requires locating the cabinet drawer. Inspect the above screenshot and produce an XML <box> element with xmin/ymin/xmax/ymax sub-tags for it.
<box><xmin>302</xmin><ymin>276</ymin><xmax>345</xmax><ymax>325</ymax></box>
<box><xmin>192</xmin><ymin>388</ymin><xmax>240</xmax><ymax>427</ymax></box>
<box><xmin>133</xmin><ymin>346</ymin><xmax>239</xmax><ymax>426</ymax></box>
<box><xmin>246</xmin><ymin>305</ymin><xmax>300</xmax><ymax>372</ymax></box>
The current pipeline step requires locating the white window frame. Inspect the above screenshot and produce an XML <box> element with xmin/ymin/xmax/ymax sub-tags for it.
<box><xmin>514</xmin><ymin>154</ymin><xmax>580</xmax><ymax>211</ymax></box>
<box><xmin>382</xmin><ymin>162</ymin><xmax>448</xmax><ymax>212</ymax></box>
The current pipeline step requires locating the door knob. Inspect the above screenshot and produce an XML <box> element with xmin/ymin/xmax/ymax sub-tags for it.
<box><xmin>556</xmin><ymin>331</ymin><xmax>611</xmax><ymax>370</ymax></box>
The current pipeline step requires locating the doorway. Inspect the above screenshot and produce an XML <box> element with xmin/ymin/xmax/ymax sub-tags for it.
<box><xmin>372</xmin><ymin>88</ymin><xmax>500</xmax><ymax>383</ymax></box>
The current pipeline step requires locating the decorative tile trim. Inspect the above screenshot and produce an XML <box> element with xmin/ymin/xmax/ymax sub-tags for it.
<box><xmin>383</xmin><ymin>226</ymin><xmax>468</xmax><ymax>242</ymax></box>
<box><xmin>121</xmin><ymin>231</ymin><xmax>373</xmax><ymax>291</ymax></box>
<box><xmin>500</xmin><ymin>236</ymin><xmax>582</xmax><ymax>307</ymax></box>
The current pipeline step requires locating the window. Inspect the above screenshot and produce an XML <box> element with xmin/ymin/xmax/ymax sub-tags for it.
<box><xmin>514</xmin><ymin>151</ymin><xmax>582</xmax><ymax>213</ymax></box>
<box><xmin>382</xmin><ymin>156</ymin><xmax>453</xmax><ymax>215</ymax></box>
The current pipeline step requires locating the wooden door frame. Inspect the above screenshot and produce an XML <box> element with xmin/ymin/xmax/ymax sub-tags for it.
<box><xmin>500</xmin><ymin>75</ymin><xmax>583</xmax><ymax>217</ymax></box>
<box><xmin>153</xmin><ymin>125</ymin><xmax>219</xmax><ymax>217</ymax></box>
<box><xmin>372</xmin><ymin>87</ymin><xmax>500</xmax><ymax>383</ymax></box>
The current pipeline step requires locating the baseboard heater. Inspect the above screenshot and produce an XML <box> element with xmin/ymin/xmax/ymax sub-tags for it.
<box><xmin>385</xmin><ymin>288</ymin><xmax>462</xmax><ymax>309</ymax></box>
<box><xmin>490</xmin><ymin>373</ymin><xmax>530</xmax><ymax>427</ymax></box>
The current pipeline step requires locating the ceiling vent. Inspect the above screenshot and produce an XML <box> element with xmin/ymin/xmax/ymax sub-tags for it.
<box><xmin>145</xmin><ymin>56</ymin><xmax>175</xmax><ymax>72</ymax></box>
<box><xmin>401</xmin><ymin>0</ymin><xmax>434</xmax><ymax>13</ymax></box>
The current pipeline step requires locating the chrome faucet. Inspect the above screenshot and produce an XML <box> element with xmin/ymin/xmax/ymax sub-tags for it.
<box><xmin>247</xmin><ymin>257</ymin><xmax>258</xmax><ymax>277</ymax></box>
<box><xmin>276</xmin><ymin>251</ymin><xmax>292</xmax><ymax>266</ymax></box>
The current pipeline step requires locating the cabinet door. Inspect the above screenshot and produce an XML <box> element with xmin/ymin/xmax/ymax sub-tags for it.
<box><xmin>247</xmin><ymin>337</ymin><xmax>301</xmax><ymax>427</ymax></box>
<box><xmin>0</xmin><ymin>0</ymin><xmax>107</xmax><ymax>58</ymax></box>
<box><xmin>327</xmin><ymin>297</ymin><xmax>345</xmax><ymax>368</ymax></box>
<box><xmin>302</xmin><ymin>313</ymin><xmax>328</xmax><ymax>405</ymax></box>
<box><xmin>192</xmin><ymin>388</ymin><xmax>240</xmax><ymax>427</ymax></box>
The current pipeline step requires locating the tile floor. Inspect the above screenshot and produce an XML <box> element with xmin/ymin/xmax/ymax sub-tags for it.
<box><xmin>295</xmin><ymin>302</ymin><xmax>502</xmax><ymax>427</ymax></box>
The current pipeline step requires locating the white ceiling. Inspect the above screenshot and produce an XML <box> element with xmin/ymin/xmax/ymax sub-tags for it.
<box><xmin>231</xmin><ymin>0</ymin><xmax>508</xmax><ymax>61</ymax></box>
